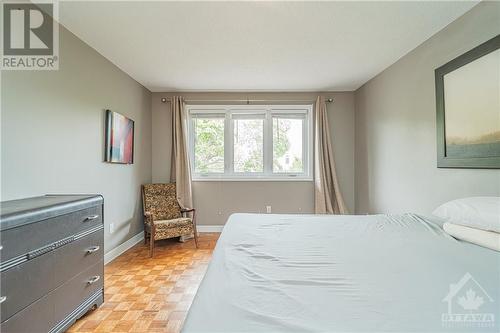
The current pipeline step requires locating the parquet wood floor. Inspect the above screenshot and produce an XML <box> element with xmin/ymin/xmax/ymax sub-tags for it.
<box><xmin>67</xmin><ymin>233</ymin><xmax>220</xmax><ymax>333</ymax></box>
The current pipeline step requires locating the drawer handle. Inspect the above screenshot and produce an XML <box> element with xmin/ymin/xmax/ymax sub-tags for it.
<box><xmin>84</xmin><ymin>215</ymin><xmax>100</xmax><ymax>222</ymax></box>
<box><xmin>0</xmin><ymin>296</ymin><xmax>6</xmax><ymax>304</ymax></box>
<box><xmin>86</xmin><ymin>246</ymin><xmax>100</xmax><ymax>254</ymax></box>
<box><xmin>87</xmin><ymin>275</ymin><xmax>100</xmax><ymax>285</ymax></box>
<box><xmin>0</xmin><ymin>245</ymin><xmax>3</xmax><ymax>251</ymax></box>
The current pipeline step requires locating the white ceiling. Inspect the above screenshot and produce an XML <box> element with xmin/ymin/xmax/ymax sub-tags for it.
<box><xmin>58</xmin><ymin>1</ymin><xmax>477</xmax><ymax>92</ymax></box>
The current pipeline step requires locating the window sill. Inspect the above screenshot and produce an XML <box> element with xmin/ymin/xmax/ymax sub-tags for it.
<box><xmin>192</xmin><ymin>177</ymin><xmax>313</xmax><ymax>182</ymax></box>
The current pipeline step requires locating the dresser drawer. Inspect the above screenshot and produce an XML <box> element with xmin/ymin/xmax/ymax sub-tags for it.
<box><xmin>54</xmin><ymin>260</ymin><xmax>104</xmax><ymax>322</ymax></box>
<box><xmin>0</xmin><ymin>260</ymin><xmax>103</xmax><ymax>333</ymax></box>
<box><xmin>0</xmin><ymin>229</ymin><xmax>103</xmax><ymax>323</ymax></box>
<box><xmin>0</xmin><ymin>250</ymin><xmax>55</xmax><ymax>322</ymax></box>
<box><xmin>53</xmin><ymin>229</ymin><xmax>104</xmax><ymax>287</ymax></box>
<box><xmin>0</xmin><ymin>292</ymin><xmax>55</xmax><ymax>333</ymax></box>
<box><xmin>0</xmin><ymin>205</ymin><xmax>102</xmax><ymax>263</ymax></box>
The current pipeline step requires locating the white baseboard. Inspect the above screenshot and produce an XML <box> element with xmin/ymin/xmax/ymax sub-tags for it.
<box><xmin>197</xmin><ymin>225</ymin><xmax>224</xmax><ymax>232</ymax></box>
<box><xmin>104</xmin><ymin>232</ymin><xmax>144</xmax><ymax>265</ymax></box>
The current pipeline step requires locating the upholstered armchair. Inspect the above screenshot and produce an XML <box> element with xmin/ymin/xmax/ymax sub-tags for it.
<box><xmin>141</xmin><ymin>183</ymin><xmax>198</xmax><ymax>257</ymax></box>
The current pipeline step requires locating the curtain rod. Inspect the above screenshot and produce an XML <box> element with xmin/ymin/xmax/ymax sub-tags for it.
<box><xmin>160</xmin><ymin>97</ymin><xmax>333</xmax><ymax>104</ymax></box>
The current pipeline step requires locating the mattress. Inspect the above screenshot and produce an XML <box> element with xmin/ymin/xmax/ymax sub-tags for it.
<box><xmin>183</xmin><ymin>213</ymin><xmax>500</xmax><ymax>332</ymax></box>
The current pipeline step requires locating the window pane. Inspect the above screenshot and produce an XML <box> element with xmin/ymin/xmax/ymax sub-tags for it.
<box><xmin>273</xmin><ymin>117</ymin><xmax>303</xmax><ymax>173</ymax></box>
<box><xmin>194</xmin><ymin>118</ymin><xmax>224</xmax><ymax>173</ymax></box>
<box><xmin>234</xmin><ymin>118</ymin><xmax>264</xmax><ymax>173</ymax></box>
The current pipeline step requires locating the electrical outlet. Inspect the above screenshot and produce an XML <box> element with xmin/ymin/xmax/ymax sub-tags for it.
<box><xmin>266</xmin><ymin>206</ymin><xmax>272</xmax><ymax>214</ymax></box>
<box><xmin>109</xmin><ymin>223</ymin><xmax>115</xmax><ymax>234</ymax></box>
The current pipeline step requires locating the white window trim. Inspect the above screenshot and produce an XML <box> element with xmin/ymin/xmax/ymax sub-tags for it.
<box><xmin>187</xmin><ymin>104</ymin><xmax>313</xmax><ymax>181</ymax></box>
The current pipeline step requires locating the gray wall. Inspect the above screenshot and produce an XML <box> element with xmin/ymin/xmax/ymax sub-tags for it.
<box><xmin>355</xmin><ymin>1</ymin><xmax>500</xmax><ymax>215</ymax></box>
<box><xmin>1</xmin><ymin>26</ymin><xmax>152</xmax><ymax>253</ymax></box>
<box><xmin>152</xmin><ymin>92</ymin><xmax>355</xmax><ymax>225</ymax></box>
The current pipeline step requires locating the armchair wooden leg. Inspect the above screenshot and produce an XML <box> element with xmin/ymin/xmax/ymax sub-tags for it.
<box><xmin>150</xmin><ymin>224</ymin><xmax>155</xmax><ymax>258</ymax></box>
<box><xmin>193</xmin><ymin>229</ymin><xmax>199</xmax><ymax>249</ymax></box>
<box><xmin>144</xmin><ymin>230</ymin><xmax>148</xmax><ymax>244</ymax></box>
<box><xmin>192</xmin><ymin>210</ymin><xmax>199</xmax><ymax>249</ymax></box>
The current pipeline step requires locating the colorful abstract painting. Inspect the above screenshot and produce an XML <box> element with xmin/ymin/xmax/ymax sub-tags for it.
<box><xmin>105</xmin><ymin>110</ymin><xmax>134</xmax><ymax>164</ymax></box>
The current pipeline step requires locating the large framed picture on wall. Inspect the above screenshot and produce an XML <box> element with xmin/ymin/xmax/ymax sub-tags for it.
<box><xmin>105</xmin><ymin>109</ymin><xmax>135</xmax><ymax>164</ymax></box>
<box><xmin>435</xmin><ymin>34</ymin><xmax>500</xmax><ymax>168</ymax></box>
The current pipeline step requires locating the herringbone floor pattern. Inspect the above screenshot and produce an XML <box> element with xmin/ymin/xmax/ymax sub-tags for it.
<box><xmin>67</xmin><ymin>233</ymin><xmax>220</xmax><ymax>333</ymax></box>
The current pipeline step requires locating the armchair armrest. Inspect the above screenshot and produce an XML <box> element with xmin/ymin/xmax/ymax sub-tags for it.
<box><xmin>181</xmin><ymin>208</ymin><xmax>196</xmax><ymax>225</ymax></box>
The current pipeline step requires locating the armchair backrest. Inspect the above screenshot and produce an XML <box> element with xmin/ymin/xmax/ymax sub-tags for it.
<box><xmin>142</xmin><ymin>183</ymin><xmax>182</xmax><ymax>220</ymax></box>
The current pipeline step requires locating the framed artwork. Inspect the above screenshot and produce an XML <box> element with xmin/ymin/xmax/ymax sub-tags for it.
<box><xmin>105</xmin><ymin>109</ymin><xmax>134</xmax><ymax>164</ymax></box>
<box><xmin>435</xmin><ymin>34</ymin><xmax>500</xmax><ymax>168</ymax></box>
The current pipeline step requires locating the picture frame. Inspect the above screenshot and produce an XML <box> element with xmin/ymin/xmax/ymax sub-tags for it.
<box><xmin>435</xmin><ymin>34</ymin><xmax>500</xmax><ymax>168</ymax></box>
<box><xmin>105</xmin><ymin>109</ymin><xmax>135</xmax><ymax>164</ymax></box>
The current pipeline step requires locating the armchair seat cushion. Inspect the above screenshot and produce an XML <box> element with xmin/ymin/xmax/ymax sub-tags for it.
<box><xmin>154</xmin><ymin>217</ymin><xmax>192</xmax><ymax>229</ymax></box>
<box><xmin>153</xmin><ymin>217</ymin><xmax>194</xmax><ymax>240</ymax></box>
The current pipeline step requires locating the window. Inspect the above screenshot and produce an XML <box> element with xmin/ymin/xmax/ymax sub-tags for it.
<box><xmin>192</xmin><ymin>115</ymin><xmax>224</xmax><ymax>173</ymax></box>
<box><xmin>233</xmin><ymin>114</ymin><xmax>264</xmax><ymax>173</ymax></box>
<box><xmin>188</xmin><ymin>105</ymin><xmax>312</xmax><ymax>180</ymax></box>
<box><xmin>273</xmin><ymin>115</ymin><xmax>304</xmax><ymax>173</ymax></box>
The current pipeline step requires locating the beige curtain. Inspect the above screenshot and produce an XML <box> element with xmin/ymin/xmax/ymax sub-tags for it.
<box><xmin>314</xmin><ymin>96</ymin><xmax>348</xmax><ymax>214</ymax></box>
<box><xmin>170</xmin><ymin>96</ymin><xmax>193</xmax><ymax>209</ymax></box>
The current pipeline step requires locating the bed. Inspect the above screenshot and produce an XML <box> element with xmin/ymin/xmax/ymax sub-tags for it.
<box><xmin>183</xmin><ymin>213</ymin><xmax>500</xmax><ymax>332</ymax></box>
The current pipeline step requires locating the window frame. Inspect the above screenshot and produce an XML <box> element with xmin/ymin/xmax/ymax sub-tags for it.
<box><xmin>187</xmin><ymin>104</ymin><xmax>313</xmax><ymax>181</ymax></box>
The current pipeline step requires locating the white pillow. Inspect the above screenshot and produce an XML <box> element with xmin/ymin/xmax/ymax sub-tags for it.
<box><xmin>433</xmin><ymin>197</ymin><xmax>500</xmax><ymax>233</ymax></box>
<box><xmin>443</xmin><ymin>223</ymin><xmax>500</xmax><ymax>252</ymax></box>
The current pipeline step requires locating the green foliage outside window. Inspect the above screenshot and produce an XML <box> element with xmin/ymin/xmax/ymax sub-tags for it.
<box><xmin>194</xmin><ymin>118</ymin><xmax>224</xmax><ymax>173</ymax></box>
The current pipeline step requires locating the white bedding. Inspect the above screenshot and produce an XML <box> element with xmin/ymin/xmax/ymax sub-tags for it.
<box><xmin>443</xmin><ymin>222</ymin><xmax>500</xmax><ymax>252</ymax></box>
<box><xmin>183</xmin><ymin>213</ymin><xmax>500</xmax><ymax>332</ymax></box>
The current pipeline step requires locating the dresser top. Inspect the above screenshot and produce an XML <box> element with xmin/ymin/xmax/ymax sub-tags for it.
<box><xmin>0</xmin><ymin>195</ymin><xmax>103</xmax><ymax>231</ymax></box>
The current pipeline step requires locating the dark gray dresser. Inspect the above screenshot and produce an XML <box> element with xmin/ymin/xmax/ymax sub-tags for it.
<box><xmin>0</xmin><ymin>195</ymin><xmax>104</xmax><ymax>333</ymax></box>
